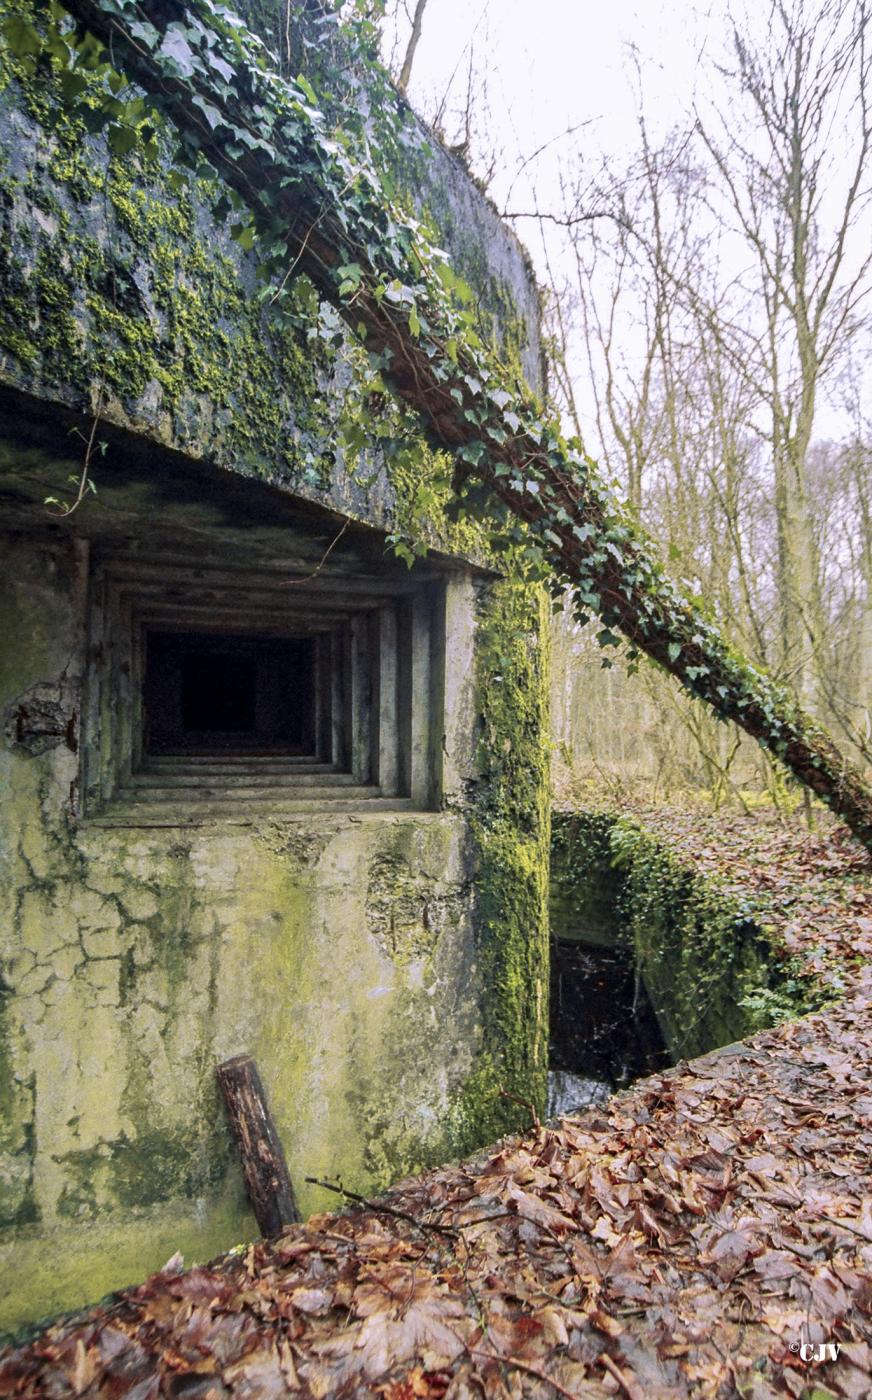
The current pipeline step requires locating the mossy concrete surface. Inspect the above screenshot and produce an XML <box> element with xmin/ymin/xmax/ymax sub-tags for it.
<box><xmin>0</xmin><ymin>7</ymin><xmax>550</xmax><ymax>1335</ymax></box>
<box><xmin>550</xmin><ymin>811</ymin><xmax>786</xmax><ymax>1064</ymax></box>
<box><xmin>0</xmin><ymin>524</ymin><xmax>548</xmax><ymax>1335</ymax></box>
<box><xmin>0</xmin><ymin>0</ymin><xmax>540</xmax><ymax>530</ymax></box>
<box><xmin>0</xmin><ymin>1197</ymin><xmax>247</xmax><ymax>1339</ymax></box>
<box><xmin>453</xmin><ymin>581</ymin><xmax>551</xmax><ymax>1151</ymax></box>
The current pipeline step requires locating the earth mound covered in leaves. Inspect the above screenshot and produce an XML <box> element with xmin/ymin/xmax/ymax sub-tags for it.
<box><xmin>2</xmin><ymin>821</ymin><xmax>870</xmax><ymax>1400</ymax></box>
<box><xmin>556</xmin><ymin>791</ymin><xmax>872</xmax><ymax>1000</ymax></box>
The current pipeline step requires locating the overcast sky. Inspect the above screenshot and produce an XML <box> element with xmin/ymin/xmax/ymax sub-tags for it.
<box><xmin>379</xmin><ymin>0</ymin><xmax>724</xmax><ymax>438</ymax></box>
<box><xmin>382</xmin><ymin>0</ymin><xmax>717</xmax><ymax>218</ymax></box>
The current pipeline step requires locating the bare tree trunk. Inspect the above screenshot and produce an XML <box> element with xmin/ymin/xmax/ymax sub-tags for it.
<box><xmin>700</xmin><ymin>0</ymin><xmax>871</xmax><ymax>710</ymax></box>
<box><xmin>397</xmin><ymin>0</ymin><xmax>429</xmax><ymax>94</ymax></box>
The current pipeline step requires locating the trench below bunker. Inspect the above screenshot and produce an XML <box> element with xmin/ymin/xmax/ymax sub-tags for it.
<box><xmin>548</xmin><ymin>810</ymin><xmax>782</xmax><ymax>1118</ymax></box>
<box><xmin>548</xmin><ymin>815</ymin><xmax>670</xmax><ymax>1116</ymax></box>
<box><xmin>548</xmin><ymin>937</ymin><xmax>669</xmax><ymax>1117</ymax></box>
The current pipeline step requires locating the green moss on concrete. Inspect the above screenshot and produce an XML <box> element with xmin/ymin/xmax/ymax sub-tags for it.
<box><xmin>0</xmin><ymin>987</ymin><xmax>37</xmax><ymax>1229</ymax></box>
<box><xmin>0</xmin><ymin>0</ymin><xmax>540</xmax><ymax>530</ymax></box>
<box><xmin>0</xmin><ymin>22</ymin><xmax>338</xmax><ymax>487</ymax></box>
<box><xmin>452</xmin><ymin>579</ymin><xmax>551</xmax><ymax>1152</ymax></box>
<box><xmin>550</xmin><ymin>810</ymin><xmax>822</xmax><ymax>1062</ymax></box>
<box><xmin>0</xmin><ymin>1195</ymin><xmax>251</xmax><ymax>1341</ymax></box>
<box><xmin>54</xmin><ymin>1125</ymin><xmax>224</xmax><ymax>1219</ymax></box>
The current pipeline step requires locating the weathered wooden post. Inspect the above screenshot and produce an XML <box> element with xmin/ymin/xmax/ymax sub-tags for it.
<box><xmin>217</xmin><ymin>1054</ymin><xmax>300</xmax><ymax>1235</ymax></box>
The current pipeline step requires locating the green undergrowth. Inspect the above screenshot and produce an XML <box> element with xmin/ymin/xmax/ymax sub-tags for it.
<box><xmin>551</xmin><ymin>810</ymin><xmax>837</xmax><ymax>1065</ymax></box>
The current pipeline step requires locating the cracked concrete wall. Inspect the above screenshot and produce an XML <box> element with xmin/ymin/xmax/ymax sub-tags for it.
<box><xmin>0</xmin><ymin>535</ymin><xmax>495</xmax><ymax>1334</ymax></box>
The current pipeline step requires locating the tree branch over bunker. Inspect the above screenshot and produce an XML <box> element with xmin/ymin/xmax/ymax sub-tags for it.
<box><xmin>19</xmin><ymin>0</ymin><xmax>872</xmax><ymax>847</ymax></box>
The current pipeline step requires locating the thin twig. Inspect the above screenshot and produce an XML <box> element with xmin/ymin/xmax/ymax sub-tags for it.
<box><xmin>46</xmin><ymin>384</ymin><xmax>106</xmax><ymax>519</ymax></box>
<box><xmin>499</xmin><ymin>1087</ymin><xmax>541</xmax><ymax>1132</ymax></box>
<box><xmin>280</xmin><ymin>518</ymin><xmax>350</xmax><ymax>585</ymax></box>
<box><xmin>599</xmin><ymin>1351</ymin><xmax>644</xmax><ymax>1399</ymax></box>
<box><xmin>304</xmin><ymin>1177</ymin><xmax>459</xmax><ymax>1237</ymax></box>
<box><xmin>466</xmin><ymin>1345</ymin><xmax>578</xmax><ymax>1400</ymax></box>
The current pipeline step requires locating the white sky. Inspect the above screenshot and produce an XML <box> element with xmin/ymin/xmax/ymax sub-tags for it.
<box><xmin>384</xmin><ymin>0</ymin><xmax>717</xmax><ymax>218</ymax></box>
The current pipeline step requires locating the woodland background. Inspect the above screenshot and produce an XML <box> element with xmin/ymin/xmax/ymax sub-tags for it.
<box><xmin>380</xmin><ymin>0</ymin><xmax>872</xmax><ymax>818</ymax></box>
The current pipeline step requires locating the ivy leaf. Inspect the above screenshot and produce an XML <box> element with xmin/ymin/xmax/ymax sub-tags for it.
<box><xmin>59</xmin><ymin>70</ymin><xmax>89</xmax><ymax>103</ymax></box>
<box><xmin>129</xmin><ymin>19</ymin><xmax>160</xmax><ymax>50</ymax></box>
<box><xmin>336</xmin><ymin>263</ymin><xmax>362</xmax><ymax>290</ymax></box>
<box><xmin>81</xmin><ymin>106</ymin><xmax>111</xmax><ymax>134</ymax></box>
<box><xmin>158</xmin><ymin>27</ymin><xmax>197</xmax><ymax>78</ymax></box>
<box><xmin>296</xmin><ymin>72</ymin><xmax>319</xmax><ymax>105</ymax></box>
<box><xmin>384</xmin><ymin>280</ymin><xmax>414</xmax><ymax>305</ymax></box>
<box><xmin>191</xmin><ymin>94</ymin><xmax>223</xmax><ymax>130</ymax></box>
<box><xmin>1</xmin><ymin>16</ymin><xmax>42</xmax><ymax>56</ymax></box>
<box><xmin>459</xmin><ymin>441</ymin><xmax>485</xmax><ymax>465</ymax></box>
<box><xmin>230</xmin><ymin>221</ymin><xmax>256</xmax><ymax>251</ymax></box>
<box><xmin>107</xmin><ymin>125</ymin><xmax>139</xmax><ymax>155</ymax></box>
<box><xmin>207</xmin><ymin>52</ymin><xmax>235</xmax><ymax>84</ymax></box>
<box><xmin>667</xmin><ymin>642</ymin><xmax>681</xmax><ymax>663</ymax></box>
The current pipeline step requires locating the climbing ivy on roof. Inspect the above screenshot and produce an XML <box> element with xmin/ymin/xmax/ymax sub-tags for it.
<box><xmin>4</xmin><ymin>0</ymin><xmax>872</xmax><ymax>849</ymax></box>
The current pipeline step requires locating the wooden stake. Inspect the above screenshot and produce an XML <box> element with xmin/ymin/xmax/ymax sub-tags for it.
<box><xmin>217</xmin><ymin>1054</ymin><xmax>300</xmax><ymax>1235</ymax></box>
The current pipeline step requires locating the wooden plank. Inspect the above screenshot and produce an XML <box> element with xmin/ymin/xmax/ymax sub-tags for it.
<box><xmin>217</xmin><ymin>1054</ymin><xmax>300</xmax><ymax>1236</ymax></box>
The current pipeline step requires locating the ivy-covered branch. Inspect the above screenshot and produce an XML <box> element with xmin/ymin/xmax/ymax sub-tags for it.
<box><xmin>13</xmin><ymin>0</ymin><xmax>872</xmax><ymax>847</ymax></box>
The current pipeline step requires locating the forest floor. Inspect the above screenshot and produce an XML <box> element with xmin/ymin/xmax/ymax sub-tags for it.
<box><xmin>2</xmin><ymin>814</ymin><xmax>870</xmax><ymax>1400</ymax></box>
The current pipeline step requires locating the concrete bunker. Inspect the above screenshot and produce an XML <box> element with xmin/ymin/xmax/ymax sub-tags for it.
<box><xmin>0</xmin><ymin>407</ymin><xmax>549</xmax><ymax>1333</ymax></box>
<box><xmin>0</xmin><ymin>0</ymin><xmax>550</xmax><ymax>1335</ymax></box>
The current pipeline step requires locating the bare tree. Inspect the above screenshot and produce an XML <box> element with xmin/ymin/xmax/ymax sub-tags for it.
<box><xmin>698</xmin><ymin>0</ymin><xmax>872</xmax><ymax>709</ymax></box>
<box><xmin>397</xmin><ymin>0</ymin><xmax>429</xmax><ymax>94</ymax></box>
<box><xmin>543</xmin><ymin>1</ymin><xmax>872</xmax><ymax>813</ymax></box>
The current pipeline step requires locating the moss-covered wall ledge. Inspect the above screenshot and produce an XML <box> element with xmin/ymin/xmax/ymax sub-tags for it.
<box><xmin>551</xmin><ymin>810</ymin><xmax>828</xmax><ymax>1062</ymax></box>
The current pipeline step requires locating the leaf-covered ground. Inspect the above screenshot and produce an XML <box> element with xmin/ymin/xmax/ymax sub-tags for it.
<box><xmin>2</xmin><ymin>819</ymin><xmax>870</xmax><ymax>1400</ymax></box>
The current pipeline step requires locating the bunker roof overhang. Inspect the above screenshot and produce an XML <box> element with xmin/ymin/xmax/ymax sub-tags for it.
<box><xmin>0</xmin><ymin>6</ymin><xmax>542</xmax><ymax>566</ymax></box>
<box><xmin>0</xmin><ymin>382</ymin><xmax>497</xmax><ymax>581</ymax></box>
